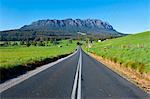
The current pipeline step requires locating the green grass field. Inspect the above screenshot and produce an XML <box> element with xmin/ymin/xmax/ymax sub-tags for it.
<box><xmin>0</xmin><ymin>40</ymin><xmax>77</xmax><ymax>69</ymax></box>
<box><xmin>86</xmin><ymin>31</ymin><xmax>150</xmax><ymax>73</ymax></box>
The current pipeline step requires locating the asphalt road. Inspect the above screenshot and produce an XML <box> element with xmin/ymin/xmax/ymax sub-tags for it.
<box><xmin>1</xmin><ymin>47</ymin><xmax>149</xmax><ymax>99</ymax></box>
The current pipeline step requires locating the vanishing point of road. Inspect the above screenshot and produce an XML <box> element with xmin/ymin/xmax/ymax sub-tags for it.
<box><xmin>0</xmin><ymin>46</ymin><xmax>149</xmax><ymax>99</ymax></box>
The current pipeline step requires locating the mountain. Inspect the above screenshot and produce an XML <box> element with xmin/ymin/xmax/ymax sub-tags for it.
<box><xmin>0</xmin><ymin>19</ymin><xmax>124</xmax><ymax>41</ymax></box>
<box><xmin>21</xmin><ymin>19</ymin><xmax>120</xmax><ymax>35</ymax></box>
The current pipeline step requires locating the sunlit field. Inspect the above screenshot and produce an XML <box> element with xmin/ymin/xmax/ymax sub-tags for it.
<box><xmin>0</xmin><ymin>40</ymin><xmax>77</xmax><ymax>69</ymax></box>
<box><xmin>86</xmin><ymin>31</ymin><xmax>150</xmax><ymax>73</ymax></box>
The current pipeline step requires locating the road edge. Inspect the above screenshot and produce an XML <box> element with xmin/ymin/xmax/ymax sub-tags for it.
<box><xmin>0</xmin><ymin>50</ymin><xmax>78</xmax><ymax>93</ymax></box>
<box><xmin>85</xmin><ymin>51</ymin><xmax>150</xmax><ymax>94</ymax></box>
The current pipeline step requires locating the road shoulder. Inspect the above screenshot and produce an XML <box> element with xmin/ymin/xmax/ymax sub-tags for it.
<box><xmin>0</xmin><ymin>50</ymin><xmax>77</xmax><ymax>93</ymax></box>
<box><xmin>87</xmin><ymin>52</ymin><xmax>150</xmax><ymax>94</ymax></box>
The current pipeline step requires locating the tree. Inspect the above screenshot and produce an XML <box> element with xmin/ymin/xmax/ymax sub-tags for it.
<box><xmin>26</xmin><ymin>41</ymin><xmax>31</xmax><ymax>47</ymax></box>
<box><xmin>12</xmin><ymin>42</ymin><xmax>18</xmax><ymax>46</ymax></box>
<box><xmin>38</xmin><ymin>41</ymin><xmax>44</xmax><ymax>46</ymax></box>
<box><xmin>20</xmin><ymin>41</ymin><xmax>25</xmax><ymax>45</ymax></box>
<box><xmin>32</xmin><ymin>41</ymin><xmax>37</xmax><ymax>46</ymax></box>
<box><xmin>77</xmin><ymin>42</ymin><xmax>80</xmax><ymax>45</ymax></box>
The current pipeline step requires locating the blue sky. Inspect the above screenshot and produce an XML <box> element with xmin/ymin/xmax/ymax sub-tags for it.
<box><xmin>0</xmin><ymin>0</ymin><xmax>150</xmax><ymax>34</ymax></box>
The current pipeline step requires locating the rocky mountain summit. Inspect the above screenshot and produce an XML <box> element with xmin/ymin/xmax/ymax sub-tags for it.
<box><xmin>0</xmin><ymin>19</ymin><xmax>124</xmax><ymax>41</ymax></box>
<box><xmin>21</xmin><ymin>18</ymin><xmax>120</xmax><ymax>35</ymax></box>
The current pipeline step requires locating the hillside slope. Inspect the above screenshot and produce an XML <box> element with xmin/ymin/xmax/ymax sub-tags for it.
<box><xmin>88</xmin><ymin>31</ymin><xmax>150</xmax><ymax>73</ymax></box>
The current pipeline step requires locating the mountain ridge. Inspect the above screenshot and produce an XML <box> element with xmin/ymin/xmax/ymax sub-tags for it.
<box><xmin>20</xmin><ymin>18</ymin><xmax>119</xmax><ymax>35</ymax></box>
<box><xmin>0</xmin><ymin>19</ymin><xmax>125</xmax><ymax>41</ymax></box>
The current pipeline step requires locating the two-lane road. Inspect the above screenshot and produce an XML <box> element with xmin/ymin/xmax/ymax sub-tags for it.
<box><xmin>1</xmin><ymin>47</ymin><xmax>149</xmax><ymax>99</ymax></box>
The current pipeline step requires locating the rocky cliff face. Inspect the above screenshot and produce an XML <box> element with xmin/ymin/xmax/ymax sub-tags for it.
<box><xmin>21</xmin><ymin>19</ymin><xmax>120</xmax><ymax>35</ymax></box>
<box><xmin>0</xmin><ymin>19</ymin><xmax>124</xmax><ymax>41</ymax></box>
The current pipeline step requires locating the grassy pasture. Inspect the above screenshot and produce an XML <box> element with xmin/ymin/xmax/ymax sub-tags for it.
<box><xmin>0</xmin><ymin>40</ymin><xmax>77</xmax><ymax>69</ymax></box>
<box><xmin>86</xmin><ymin>31</ymin><xmax>150</xmax><ymax>73</ymax></box>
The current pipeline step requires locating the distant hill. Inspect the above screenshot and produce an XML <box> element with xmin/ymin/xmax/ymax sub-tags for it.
<box><xmin>0</xmin><ymin>19</ymin><xmax>125</xmax><ymax>41</ymax></box>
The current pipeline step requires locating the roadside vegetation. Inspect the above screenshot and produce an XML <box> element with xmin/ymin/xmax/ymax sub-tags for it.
<box><xmin>85</xmin><ymin>31</ymin><xmax>150</xmax><ymax>74</ymax></box>
<box><xmin>0</xmin><ymin>40</ymin><xmax>77</xmax><ymax>81</ymax></box>
<box><xmin>0</xmin><ymin>40</ymin><xmax>76</xmax><ymax>69</ymax></box>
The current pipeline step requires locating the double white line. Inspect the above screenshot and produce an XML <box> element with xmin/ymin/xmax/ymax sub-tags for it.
<box><xmin>71</xmin><ymin>48</ymin><xmax>82</xmax><ymax>99</ymax></box>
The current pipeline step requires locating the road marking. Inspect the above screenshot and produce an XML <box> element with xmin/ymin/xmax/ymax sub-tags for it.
<box><xmin>71</xmin><ymin>55</ymin><xmax>80</xmax><ymax>99</ymax></box>
<box><xmin>77</xmin><ymin>48</ymin><xmax>82</xmax><ymax>99</ymax></box>
<box><xmin>71</xmin><ymin>48</ymin><xmax>82</xmax><ymax>99</ymax></box>
<box><xmin>0</xmin><ymin>50</ymin><xmax>78</xmax><ymax>93</ymax></box>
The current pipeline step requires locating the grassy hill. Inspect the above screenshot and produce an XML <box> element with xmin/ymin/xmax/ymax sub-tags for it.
<box><xmin>87</xmin><ymin>31</ymin><xmax>150</xmax><ymax>73</ymax></box>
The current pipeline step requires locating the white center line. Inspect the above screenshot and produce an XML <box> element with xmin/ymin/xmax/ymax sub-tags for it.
<box><xmin>71</xmin><ymin>47</ymin><xmax>82</xmax><ymax>99</ymax></box>
<box><xmin>77</xmin><ymin>48</ymin><xmax>82</xmax><ymax>99</ymax></box>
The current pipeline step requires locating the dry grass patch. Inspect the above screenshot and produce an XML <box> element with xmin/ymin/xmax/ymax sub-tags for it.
<box><xmin>89</xmin><ymin>52</ymin><xmax>150</xmax><ymax>93</ymax></box>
